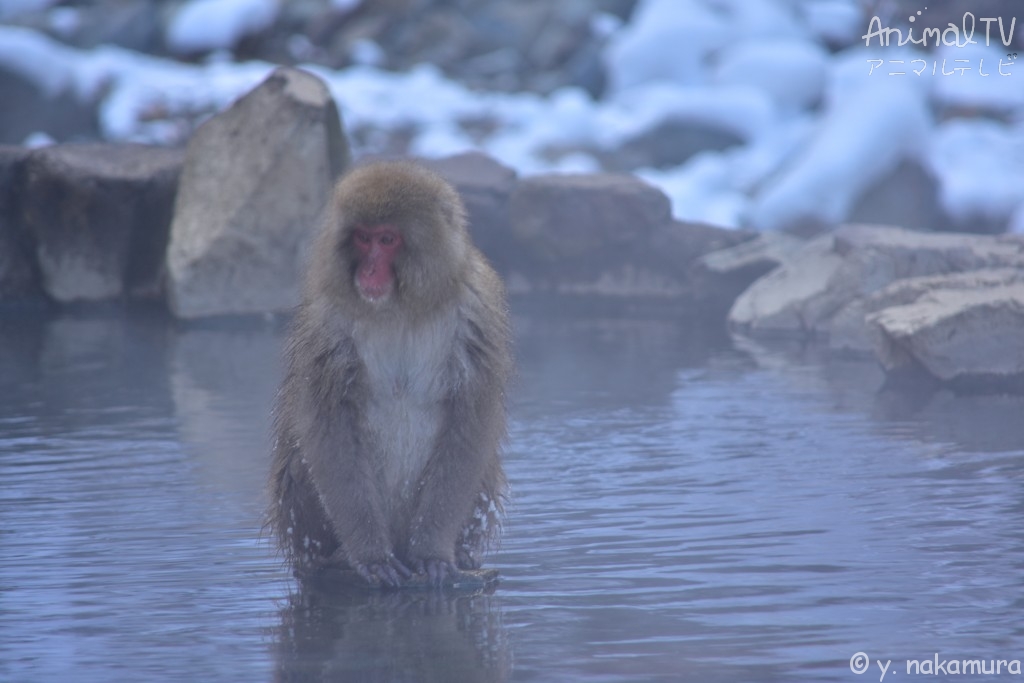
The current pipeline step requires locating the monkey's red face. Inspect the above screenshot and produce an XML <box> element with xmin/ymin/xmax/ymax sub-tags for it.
<box><xmin>352</xmin><ymin>225</ymin><xmax>403</xmax><ymax>302</ymax></box>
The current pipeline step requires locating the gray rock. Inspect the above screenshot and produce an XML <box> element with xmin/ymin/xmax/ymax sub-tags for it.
<box><xmin>697</xmin><ymin>231</ymin><xmax>804</xmax><ymax>282</ymax></box>
<box><xmin>729</xmin><ymin>224</ymin><xmax>1024</xmax><ymax>339</ymax></box>
<box><xmin>602</xmin><ymin>117</ymin><xmax>744</xmax><ymax>171</ymax></box>
<box><xmin>869</xmin><ymin>280</ymin><xmax>1024</xmax><ymax>389</ymax></box>
<box><xmin>60</xmin><ymin>0</ymin><xmax>163</xmax><ymax>53</ymax></box>
<box><xmin>847</xmin><ymin>159</ymin><xmax>954</xmax><ymax>233</ymax></box>
<box><xmin>691</xmin><ymin>231</ymin><xmax>803</xmax><ymax>321</ymax></box>
<box><xmin>510</xmin><ymin>172</ymin><xmax>670</xmax><ymax>257</ymax></box>
<box><xmin>424</xmin><ymin>151</ymin><xmax>518</xmax><ymax>273</ymax></box>
<box><xmin>506</xmin><ymin>172</ymin><xmax>748</xmax><ymax>311</ymax></box>
<box><xmin>0</xmin><ymin>67</ymin><xmax>99</xmax><ymax>145</ymax></box>
<box><xmin>507</xmin><ymin>172</ymin><xmax>672</xmax><ymax>293</ymax></box>
<box><xmin>0</xmin><ymin>146</ymin><xmax>42</xmax><ymax>302</ymax></box>
<box><xmin>832</xmin><ymin>268</ymin><xmax>1024</xmax><ymax>354</ymax></box>
<box><xmin>21</xmin><ymin>143</ymin><xmax>183</xmax><ymax>302</ymax></box>
<box><xmin>166</xmin><ymin>67</ymin><xmax>349</xmax><ymax>319</ymax></box>
<box><xmin>655</xmin><ymin>220</ymin><xmax>757</xmax><ymax>317</ymax></box>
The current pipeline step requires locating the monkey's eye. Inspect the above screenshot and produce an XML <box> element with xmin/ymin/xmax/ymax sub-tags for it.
<box><xmin>379</xmin><ymin>234</ymin><xmax>396</xmax><ymax>246</ymax></box>
<box><xmin>353</xmin><ymin>230</ymin><xmax>371</xmax><ymax>246</ymax></box>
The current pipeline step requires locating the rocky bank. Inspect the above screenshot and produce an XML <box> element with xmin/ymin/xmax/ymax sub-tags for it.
<box><xmin>1</xmin><ymin>66</ymin><xmax>1021</xmax><ymax>394</ymax></box>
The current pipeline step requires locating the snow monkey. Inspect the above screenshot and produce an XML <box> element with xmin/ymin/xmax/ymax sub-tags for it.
<box><xmin>269</xmin><ymin>161</ymin><xmax>512</xmax><ymax>587</ymax></box>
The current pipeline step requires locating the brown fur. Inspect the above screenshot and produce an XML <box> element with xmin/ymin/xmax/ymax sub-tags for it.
<box><xmin>268</xmin><ymin>161</ymin><xmax>512</xmax><ymax>584</ymax></box>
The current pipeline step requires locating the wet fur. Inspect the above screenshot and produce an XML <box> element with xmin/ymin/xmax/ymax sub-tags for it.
<box><xmin>268</xmin><ymin>161</ymin><xmax>511</xmax><ymax>576</ymax></box>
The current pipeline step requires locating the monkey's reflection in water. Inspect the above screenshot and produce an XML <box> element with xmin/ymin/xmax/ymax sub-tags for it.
<box><xmin>274</xmin><ymin>583</ymin><xmax>511</xmax><ymax>683</ymax></box>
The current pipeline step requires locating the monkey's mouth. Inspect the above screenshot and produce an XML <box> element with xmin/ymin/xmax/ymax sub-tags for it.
<box><xmin>356</xmin><ymin>264</ymin><xmax>394</xmax><ymax>303</ymax></box>
<box><xmin>356</xmin><ymin>279</ymin><xmax>393</xmax><ymax>303</ymax></box>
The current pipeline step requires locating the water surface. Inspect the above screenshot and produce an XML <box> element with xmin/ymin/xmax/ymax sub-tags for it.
<box><xmin>2</xmin><ymin>301</ymin><xmax>1022</xmax><ymax>681</ymax></box>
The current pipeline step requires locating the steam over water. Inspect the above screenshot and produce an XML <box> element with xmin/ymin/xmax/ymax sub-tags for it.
<box><xmin>2</xmin><ymin>300</ymin><xmax>1023</xmax><ymax>682</ymax></box>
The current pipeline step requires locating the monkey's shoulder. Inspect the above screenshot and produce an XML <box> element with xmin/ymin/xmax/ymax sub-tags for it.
<box><xmin>456</xmin><ymin>260</ymin><xmax>512</xmax><ymax>378</ymax></box>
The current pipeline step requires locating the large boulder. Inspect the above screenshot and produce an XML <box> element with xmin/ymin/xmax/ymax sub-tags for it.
<box><xmin>0</xmin><ymin>146</ymin><xmax>41</xmax><ymax>302</ymax></box>
<box><xmin>425</xmin><ymin>151</ymin><xmax>518</xmax><ymax>273</ymax></box>
<box><xmin>507</xmin><ymin>172</ymin><xmax>753</xmax><ymax>314</ymax></box>
<box><xmin>847</xmin><ymin>160</ymin><xmax>954</xmax><ymax>233</ymax></box>
<box><xmin>692</xmin><ymin>232</ymin><xmax>804</xmax><ymax>317</ymax></box>
<box><xmin>166</xmin><ymin>67</ymin><xmax>349</xmax><ymax>319</ymax></box>
<box><xmin>507</xmin><ymin>172</ymin><xmax>671</xmax><ymax>293</ymax></box>
<box><xmin>20</xmin><ymin>143</ymin><xmax>183</xmax><ymax>302</ymax></box>
<box><xmin>602</xmin><ymin>118</ymin><xmax>744</xmax><ymax>171</ymax></box>
<box><xmin>868</xmin><ymin>275</ymin><xmax>1024</xmax><ymax>390</ymax></box>
<box><xmin>729</xmin><ymin>224</ymin><xmax>1024</xmax><ymax>339</ymax></box>
<box><xmin>831</xmin><ymin>268</ymin><xmax>1024</xmax><ymax>354</ymax></box>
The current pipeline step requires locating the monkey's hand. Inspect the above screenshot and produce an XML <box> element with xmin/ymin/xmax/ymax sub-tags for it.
<box><xmin>410</xmin><ymin>556</ymin><xmax>457</xmax><ymax>587</ymax></box>
<box><xmin>352</xmin><ymin>553</ymin><xmax>413</xmax><ymax>588</ymax></box>
<box><xmin>455</xmin><ymin>546</ymin><xmax>481</xmax><ymax>570</ymax></box>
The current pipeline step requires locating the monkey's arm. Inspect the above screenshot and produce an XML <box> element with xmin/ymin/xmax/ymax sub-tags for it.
<box><xmin>286</xmin><ymin>333</ymin><xmax>412</xmax><ymax>587</ymax></box>
<box><xmin>408</xmin><ymin>276</ymin><xmax>511</xmax><ymax>583</ymax></box>
<box><xmin>407</xmin><ymin>385</ymin><xmax>504</xmax><ymax>582</ymax></box>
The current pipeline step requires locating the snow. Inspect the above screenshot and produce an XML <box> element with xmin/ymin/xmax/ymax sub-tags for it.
<box><xmin>800</xmin><ymin>0</ymin><xmax>863</xmax><ymax>45</ymax></box>
<box><xmin>638</xmin><ymin>116</ymin><xmax>814</xmax><ymax>225</ymax></box>
<box><xmin>603</xmin><ymin>0</ymin><xmax>730</xmax><ymax>92</ymax></box>
<box><xmin>0</xmin><ymin>26</ymin><xmax>81</xmax><ymax>97</ymax></box>
<box><xmin>46</xmin><ymin>7</ymin><xmax>81</xmax><ymax>38</ymax></box>
<box><xmin>0</xmin><ymin>0</ymin><xmax>1022</xmax><ymax>232</ymax></box>
<box><xmin>349</xmin><ymin>39</ymin><xmax>385</xmax><ymax>67</ymax></box>
<box><xmin>750</xmin><ymin>48</ymin><xmax>932</xmax><ymax>230</ymax></box>
<box><xmin>928</xmin><ymin>119</ymin><xmax>1024</xmax><ymax>223</ymax></box>
<box><xmin>590</xmin><ymin>12</ymin><xmax>622</xmax><ymax>39</ymax></box>
<box><xmin>166</xmin><ymin>0</ymin><xmax>280</xmax><ymax>55</ymax></box>
<box><xmin>930</xmin><ymin>43</ymin><xmax>1024</xmax><ymax>113</ymax></box>
<box><xmin>712</xmin><ymin>39</ymin><xmax>829</xmax><ymax>112</ymax></box>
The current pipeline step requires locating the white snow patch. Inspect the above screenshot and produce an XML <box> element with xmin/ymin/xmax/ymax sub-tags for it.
<box><xmin>604</xmin><ymin>0</ymin><xmax>730</xmax><ymax>92</ymax></box>
<box><xmin>597</xmin><ymin>83</ymin><xmax>777</xmax><ymax>147</ymax></box>
<box><xmin>0</xmin><ymin>26</ymin><xmax>86</xmax><ymax>98</ymax></box>
<box><xmin>349</xmin><ymin>39</ymin><xmax>385</xmax><ymax>67</ymax></box>
<box><xmin>23</xmin><ymin>131</ymin><xmax>55</xmax><ymax>147</ymax></box>
<box><xmin>166</xmin><ymin>0</ymin><xmax>279</xmax><ymax>55</ymax></box>
<box><xmin>750</xmin><ymin>48</ymin><xmax>932</xmax><ymax>230</ymax></box>
<box><xmin>799</xmin><ymin>0</ymin><xmax>863</xmax><ymax>45</ymax></box>
<box><xmin>930</xmin><ymin>43</ymin><xmax>1024</xmax><ymax>113</ymax></box>
<box><xmin>928</xmin><ymin>119</ymin><xmax>1024</xmax><ymax>223</ymax></box>
<box><xmin>637</xmin><ymin>115</ymin><xmax>814</xmax><ymax>227</ymax></box>
<box><xmin>590</xmin><ymin>12</ymin><xmax>623</xmax><ymax>39</ymax></box>
<box><xmin>638</xmin><ymin>154</ymin><xmax>747</xmax><ymax>228</ymax></box>
<box><xmin>715</xmin><ymin>0</ymin><xmax>805</xmax><ymax>42</ymax></box>
<box><xmin>46</xmin><ymin>7</ymin><xmax>81</xmax><ymax>37</ymax></box>
<box><xmin>712</xmin><ymin>39</ymin><xmax>829</xmax><ymax>112</ymax></box>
